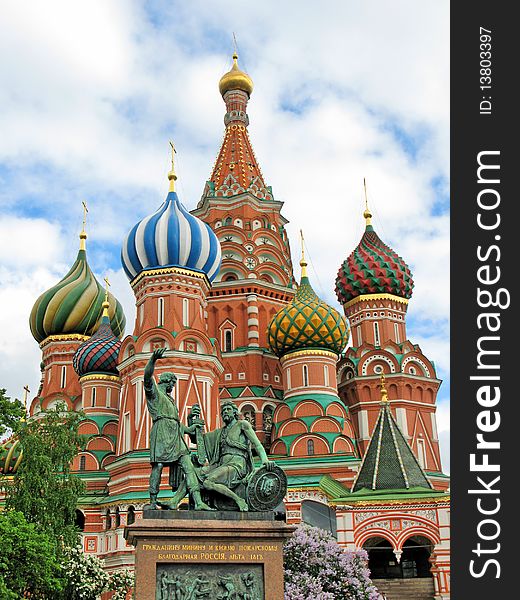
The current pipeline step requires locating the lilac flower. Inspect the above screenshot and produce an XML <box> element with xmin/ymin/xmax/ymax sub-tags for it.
<box><xmin>284</xmin><ymin>524</ymin><xmax>382</xmax><ymax>600</ymax></box>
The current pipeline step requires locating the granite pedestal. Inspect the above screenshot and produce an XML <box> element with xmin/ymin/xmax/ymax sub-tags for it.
<box><xmin>124</xmin><ymin>510</ymin><xmax>295</xmax><ymax>600</ymax></box>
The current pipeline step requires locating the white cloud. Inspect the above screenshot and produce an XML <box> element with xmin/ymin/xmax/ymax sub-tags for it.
<box><xmin>0</xmin><ymin>0</ymin><xmax>449</xmax><ymax>465</ymax></box>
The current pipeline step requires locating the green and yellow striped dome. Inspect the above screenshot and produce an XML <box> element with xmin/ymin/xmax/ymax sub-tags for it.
<box><xmin>29</xmin><ymin>234</ymin><xmax>126</xmax><ymax>343</ymax></box>
<box><xmin>268</xmin><ymin>255</ymin><xmax>349</xmax><ymax>357</ymax></box>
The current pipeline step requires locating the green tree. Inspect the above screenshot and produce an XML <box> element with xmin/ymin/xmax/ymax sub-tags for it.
<box><xmin>0</xmin><ymin>510</ymin><xmax>65</xmax><ymax>598</ymax></box>
<box><xmin>5</xmin><ymin>402</ymin><xmax>86</xmax><ymax>546</ymax></box>
<box><xmin>0</xmin><ymin>388</ymin><xmax>25</xmax><ymax>439</ymax></box>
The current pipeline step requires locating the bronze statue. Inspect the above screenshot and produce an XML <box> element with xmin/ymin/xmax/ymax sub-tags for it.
<box><xmin>144</xmin><ymin>348</ymin><xmax>212</xmax><ymax>511</ymax></box>
<box><xmin>145</xmin><ymin>350</ymin><xmax>286</xmax><ymax>512</ymax></box>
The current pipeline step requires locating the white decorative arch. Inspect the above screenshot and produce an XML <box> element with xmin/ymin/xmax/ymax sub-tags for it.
<box><xmin>361</xmin><ymin>354</ymin><xmax>397</xmax><ymax>375</ymax></box>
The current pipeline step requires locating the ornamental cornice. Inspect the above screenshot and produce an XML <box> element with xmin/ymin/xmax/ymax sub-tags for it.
<box><xmin>40</xmin><ymin>333</ymin><xmax>89</xmax><ymax>348</ymax></box>
<box><xmin>344</xmin><ymin>293</ymin><xmax>409</xmax><ymax>310</ymax></box>
<box><xmin>280</xmin><ymin>348</ymin><xmax>338</xmax><ymax>364</ymax></box>
<box><xmin>130</xmin><ymin>266</ymin><xmax>210</xmax><ymax>288</ymax></box>
<box><xmin>79</xmin><ymin>374</ymin><xmax>121</xmax><ymax>383</ymax></box>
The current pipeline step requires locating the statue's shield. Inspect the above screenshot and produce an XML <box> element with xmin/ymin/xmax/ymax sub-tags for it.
<box><xmin>246</xmin><ymin>465</ymin><xmax>287</xmax><ymax>511</ymax></box>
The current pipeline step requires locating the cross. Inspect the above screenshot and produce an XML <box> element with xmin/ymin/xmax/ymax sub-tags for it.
<box><xmin>363</xmin><ymin>178</ymin><xmax>368</xmax><ymax>211</ymax></box>
<box><xmin>23</xmin><ymin>385</ymin><xmax>30</xmax><ymax>415</ymax></box>
<box><xmin>232</xmin><ymin>32</ymin><xmax>238</xmax><ymax>56</ymax></box>
<box><xmin>169</xmin><ymin>140</ymin><xmax>177</xmax><ymax>167</ymax></box>
<box><xmin>82</xmin><ymin>200</ymin><xmax>88</xmax><ymax>231</ymax></box>
<box><xmin>104</xmin><ymin>276</ymin><xmax>111</xmax><ymax>302</ymax></box>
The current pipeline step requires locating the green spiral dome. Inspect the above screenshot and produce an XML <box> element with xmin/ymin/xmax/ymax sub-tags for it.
<box><xmin>29</xmin><ymin>244</ymin><xmax>126</xmax><ymax>343</ymax></box>
<box><xmin>268</xmin><ymin>267</ymin><xmax>349</xmax><ymax>357</ymax></box>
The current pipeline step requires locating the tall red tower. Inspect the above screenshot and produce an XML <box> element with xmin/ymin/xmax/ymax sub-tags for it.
<box><xmin>192</xmin><ymin>53</ymin><xmax>295</xmax><ymax>446</ymax></box>
<box><xmin>335</xmin><ymin>201</ymin><xmax>446</xmax><ymax>489</ymax></box>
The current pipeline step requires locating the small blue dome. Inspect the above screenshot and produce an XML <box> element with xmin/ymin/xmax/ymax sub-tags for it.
<box><xmin>121</xmin><ymin>191</ymin><xmax>221</xmax><ymax>282</ymax></box>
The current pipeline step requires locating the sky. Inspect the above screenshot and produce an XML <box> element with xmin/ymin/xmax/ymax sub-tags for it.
<box><xmin>0</xmin><ymin>0</ymin><xmax>449</xmax><ymax>471</ymax></box>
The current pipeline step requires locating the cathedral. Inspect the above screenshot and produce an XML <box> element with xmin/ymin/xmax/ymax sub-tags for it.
<box><xmin>1</xmin><ymin>54</ymin><xmax>450</xmax><ymax>599</ymax></box>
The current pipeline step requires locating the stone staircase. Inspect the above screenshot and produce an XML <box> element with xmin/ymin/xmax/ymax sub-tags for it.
<box><xmin>372</xmin><ymin>578</ymin><xmax>435</xmax><ymax>600</ymax></box>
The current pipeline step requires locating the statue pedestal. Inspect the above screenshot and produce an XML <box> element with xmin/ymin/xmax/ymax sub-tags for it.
<box><xmin>124</xmin><ymin>511</ymin><xmax>295</xmax><ymax>600</ymax></box>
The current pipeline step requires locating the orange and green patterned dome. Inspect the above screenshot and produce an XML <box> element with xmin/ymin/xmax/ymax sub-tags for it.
<box><xmin>335</xmin><ymin>208</ymin><xmax>414</xmax><ymax>306</ymax></box>
<box><xmin>29</xmin><ymin>233</ymin><xmax>126</xmax><ymax>343</ymax></box>
<box><xmin>268</xmin><ymin>253</ymin><xmax>349</xmax><ymax>357</ymax></box>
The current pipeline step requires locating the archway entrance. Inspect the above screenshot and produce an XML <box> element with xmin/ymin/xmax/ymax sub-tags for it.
<box><xmin>364</xmin><ymin>537</ymin><xmax>401</xmax><ymax>579</ymax></box>
<box><xmin>363</xmin><ymin>535</ymin><xmax>433</xmax><ymax>579</ymax></box>
<box><xmin>400</xmin><ymin>536</ymin><xmax>433</xmax><ymax>578</ymax></box>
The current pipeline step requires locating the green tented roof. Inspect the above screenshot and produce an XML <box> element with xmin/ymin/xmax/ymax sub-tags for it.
<box><xmin>352</xmin><ymin>403</ymin><xmax>432</xmax><ymax>493</ymax></box>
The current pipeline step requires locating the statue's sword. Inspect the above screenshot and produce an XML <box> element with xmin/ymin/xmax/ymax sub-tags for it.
<box><xmin>192</xmin><ymin>404</ymin><xmax>207</xmax><ymax>466</ymax></box>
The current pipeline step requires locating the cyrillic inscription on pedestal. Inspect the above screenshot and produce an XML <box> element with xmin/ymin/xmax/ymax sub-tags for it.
<box><xmin>156</xmin><ymin>563</ymin><xmax>263</xmax><ymax>599</ymax></box>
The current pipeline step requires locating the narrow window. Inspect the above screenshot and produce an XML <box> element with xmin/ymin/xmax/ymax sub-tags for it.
<box><xmin>158</xmin><ymin>297</ymin><xmax>164</xmax><ymax>327</ymax></box>
<box><xmin>373</xmin><ymin>322</ymin><xmax>380</xmax><ymax>346</ymax></box>
<box><xmin>307</xmin><ymin>439</ymin><xmax>315</xmax><ymax>455</ymax></box>
<box><xmin>47</xmin><ymin>368</ymin><xmax>51</xmax><ymax>383</ymax></box>
<box><xmin>91</xmin><ymin>387</ymin><xmax>96</xmax><ymax>407</ymax></box>
<box><xmin>303</xmin><ymin>365</ymin><xmax>309</xmax><ymax>387</ymax></box>
<box><xmin>417</xmin><ymin>438</ymin><xmax>426</xmax><ymax>468</ymax></box>
<box><xmin>135</xmin><ymin>381</ymin><xmax>142</xmax><ymax>427</ymax></box>
<box><xmin>106</xmin><ymin>387</ymin><xmax>111</xmax><ymax>408</ymax></box>
<box><xmin>60</xmin><ymin>366</ymin><xmax>67</xmax><ymax>389</ymax></box>
<box><xmin>124</xmin><ymin>413</ymin><xmax>131</xmax><ymax>452</ymax></box>
<box><xmin>79</xmin><ymin>455</ymin><xmax>86</xmax><ymax>471</ymax></box>
<box><xmin>127</xmin><ymin>506</ymin><xmax>136</xmax><ymax>525</ymax></box>
<box><xmin>182</xmin><ymin>298</ymin><xmax>189</xmax><ymax>327</ymax></box>
<box><xmin>224</xmin><ymin>330</ymin><xmax>233</xmax><ymax>352</ymax></box>
<box><xmin>287</xmin><ymin>368</ymin><xmax>291</xmax><ymax>390</ymax></box>
<box><xmin>394</xmin><ymin>322</ymin><xmax>400</xmax><ymax>344</ymax></box>
<box><xmin>323</xmin><ymin>365</ymin><xmax>329</xmax><ymax>387</ymax></box>
<box><xmin>357</xmin><ymin>325</ymin><xmax>362</xmax><ymax>346</ymax></box>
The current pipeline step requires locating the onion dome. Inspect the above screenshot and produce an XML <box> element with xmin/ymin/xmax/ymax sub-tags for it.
<box><xmin>0</xmin><ymin>438</ymin><xmax>22</xmax><ymax>475</ymax></box>
<box><xmin>73</xmin><ymin>293</ymin><xmax>122</xmax><ymax>377</ymax></box>
<box><xmin>268</xmin><ymin>240</ymin><xmax>349</xmax><ymax>357</ymax></box>
<box><xmin>335</xmin><ymin>203</ymin><xmax>414</xmax><ymax>306</ymax></box>
<box><xmin>29</xmin><ymin>229</ymin><xmax>126</xmax><ymax>343</ymax></box>
<box><xmin>121</xmin><ymin>147</ymin><xmax>221</xmax><ymax>282</ymax></box>
<box><xmin>219</xmin><ymin>52</ymin><xmax>254</xmax><ymax>97</ymax></box>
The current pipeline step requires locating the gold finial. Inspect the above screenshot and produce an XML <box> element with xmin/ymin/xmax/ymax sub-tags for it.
<box><xmin>80</xmin><ymin>201</ymin><xmax>88</xmax><ymax>250</ymax></box>
<box><xmin>168</xmin><ymin>141</ymin><xmax>177</xmax><ymax>192</ymax></box>
<box><xmin>380</xmin><ymin>372</ymin><xmax>389</xmax><ymax>403</ymax></box>
<box><xmin>299</xmin><ymin>229</ymin><xmax>308</xmax><ymax>278</ymax></box>
<box><xmin>102</xmin><ymin>276</ymin><xmax>110</xmax><ymax>318</ymax></box>
<box><xmin>363</xmin><ymin>178</ymin><xmax>372</xmax><ymax>226</ymax></box>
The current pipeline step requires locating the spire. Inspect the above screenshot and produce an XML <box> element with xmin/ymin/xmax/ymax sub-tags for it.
<box><xmin>299</xmin><ymin>229</ymin><xmax>308</xmax><ymax>279</ymax></box>
<box><xmin>102</xmin><ymin>276</ymin><xmax>110</xmax><ymax>320</ymax></box>
<box><xmin>380</xmin><ymin>372</ymin><xmax>388</xmax><ymax>403</ymax></box>
<box><xmin>80</xmin><ymin>200</ymin><xmax>88</xmax><ymax>250</ymax></box>
<box><xmin>168</xmin><ymin>141</ymin><xmax>177</xmax><ymax>192</ymax></box>
<box><xmin>351</xmin><ymin>385</ymin><xmax>432</xmax><ymax>493</ymax></box>
<box><xmin>363</xmin><ymin>178</ymin><xmax>372</xmax><ymax>228</ymax></box>
<box><xmin>201</xmin><ymin>52</ymin><xmax>273</xmax><ymax>202</ymax></box>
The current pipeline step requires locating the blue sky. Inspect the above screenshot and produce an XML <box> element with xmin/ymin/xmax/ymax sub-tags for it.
<box><xmin>0</xmin><ymin>0</ymin><xmax>449</xmax><ymax>470</ymax></box>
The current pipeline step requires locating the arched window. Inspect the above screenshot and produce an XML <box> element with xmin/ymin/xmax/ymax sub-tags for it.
<box><xmin>127</xmin><ymin>506</ymin><xmax>136</xmax><ymax>525</ymax></box>
<box><xmin>262</xmin><ymin>406</ymin><xmax>273</xmax><ymax>433</ymax></box>
<box><xmin>79</xmin><ymin>455</ymin><xmax>86</xmax><ymax>471</ymax></box>
<box><xmin>105</xmin><ymin>509</ymin><xmax>112</xmax><ymax>530</ymax></box>
<box><xmin>307</xmin><ymin>439</ymin><xmax>315</xmax><ymax>455</ymax></box>
<box><xmin>224</xmin><ymin>330</ymin><xmax>233</xmax><ymax>352</ymax></box>
<box><xmin>394</xmin><ymin>322</ymin><xmax>400</xmax><ymax>343</ymax></box>
<box><xmin>60</xmin><ymin>366</ymin><xmax>67</xmax><ymax>389</ymax></box>
<box><xmin>75</xmin><ymin>509</ymin><xmax>85</xmax><ymax>531</ymax></box>
<box><xmin>374</xmin><ymin>322</ymin><xmax>380</xmax><ymax>346</ymax></box>
<box><xmin>303</xmin><ymin>365</ymin><xmax>309</xmax><ymax>387</ymax></box>
<box><xmin>158</xmin><ymin>297</ymin><xmax>164</xmax><ymax>327</ymax></box>
<box><xmin>182</xmin><ymin>298</ymin><xmax>189</xmax><ymax>327</ymax></box>
<box><xmin>106</xmin><ymin>387</ymin><xmax>112</xmax><ymax>408</ymax></box>
<box><xmin>241</xmin><ymin>406</ymin><xmax>256</xmax><ymax>429</ymax></box>
<box><xmin>223</xmin><ymin>273</ymin><xmax>238</xmax><ymax>282</ymax></box>
<box><xmin>115</xmin><ymin>508</ymin><xmax>120</xmax><ymax>528</ymax></box>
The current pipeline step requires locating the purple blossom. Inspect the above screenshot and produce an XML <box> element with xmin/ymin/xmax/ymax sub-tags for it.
<box><xmin>284</xmin><ymin>524</ymin><xmax>382</xmax><ymax>600</ymax></box>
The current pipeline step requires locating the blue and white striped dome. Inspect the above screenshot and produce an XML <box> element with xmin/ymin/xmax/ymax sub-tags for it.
<box><xmin>121</xmin><ymin>191</ymin><xmax>221</xmax><ymax>282</ymax></box>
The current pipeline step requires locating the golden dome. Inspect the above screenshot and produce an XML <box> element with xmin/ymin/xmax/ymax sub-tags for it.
<box><xmin>219</xmin><ymin>53</ymin><xmax>254</xmax><ymax>97</ymax></box>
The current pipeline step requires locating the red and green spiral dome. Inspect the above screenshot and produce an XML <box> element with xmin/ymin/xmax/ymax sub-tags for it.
<box><xmin>335</xmin><ymin>223</ymin><xmax>414</xmax><ymax>305</ymax></box>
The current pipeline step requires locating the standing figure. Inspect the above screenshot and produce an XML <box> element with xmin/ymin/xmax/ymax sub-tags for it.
<box><xmin>144</xmin><ymin>348</ymin><xmax>212</xmax><ymax>510</ymax></box>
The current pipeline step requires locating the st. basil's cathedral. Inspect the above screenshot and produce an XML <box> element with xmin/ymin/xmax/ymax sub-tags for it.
<box><xmin>1</xmin><ymin>54</ymin><xmax>450</xmax><ymax>599</ymax></box>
